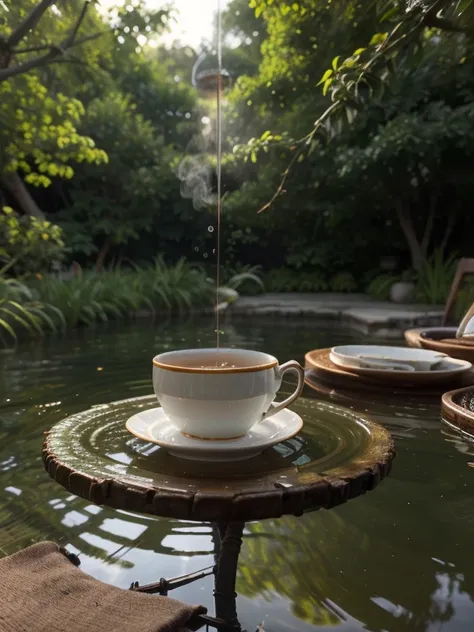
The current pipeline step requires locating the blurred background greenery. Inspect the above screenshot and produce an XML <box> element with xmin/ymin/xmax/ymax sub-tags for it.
<box><xmin>1</xmin><ymin>0</ymin><xmax>474</xmax><ymax>341</ymax></box>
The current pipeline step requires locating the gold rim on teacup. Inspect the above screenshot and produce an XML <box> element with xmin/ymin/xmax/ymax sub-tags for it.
<box><xmin>152</xmin><ymin>358</ymin><xmax>278</xmax><ymax>374</ymax></box>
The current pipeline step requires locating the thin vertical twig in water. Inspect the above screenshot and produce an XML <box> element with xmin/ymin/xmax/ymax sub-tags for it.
<box><xmin>215</xmin><ymin>0</ymin><xmax>223</xmax><ymax>352</ymax></box>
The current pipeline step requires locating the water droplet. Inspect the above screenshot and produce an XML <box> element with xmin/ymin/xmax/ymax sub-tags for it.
<box><xmin>212</xmin><ymin>249</ymin><xmax>216</xmax><ymax>254</ymax></box>
<box><xmin>194</xmin><ymin>246</ymin><xmax>199</xmax><ymax>252</ymax></box>
<box><xmin>208</xmin><ymin>226</ymin><xmax>214</xmax><ymax>233</ymax></box>
<box><xmin>203</xmin><ymin>253</ymin><xmax>208</xmax><ymax>259</ymax></box>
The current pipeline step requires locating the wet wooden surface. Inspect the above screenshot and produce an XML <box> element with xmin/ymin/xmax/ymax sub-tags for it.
<box><xmin>43</xmin><ymin>395</ymin><xmax>395</xmax><ymax>522</ymax></box>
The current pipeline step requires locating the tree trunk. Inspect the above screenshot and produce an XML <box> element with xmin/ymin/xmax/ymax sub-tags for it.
<box><xmin>1</xmin><ymin>172</ymin><xmax>45</xmax><ymax>218</ymax></box>
<box><xmin>394</xmin><ymin>200</ymin><xmax>425</xmax><ymax>272</ymax></box>
<box><xmin>95</xmin><ymin>237</ymin><xmax>112</xmax><ymax>272</ymax></box>
<box><xmin>420</xmin><ymin>191</ymin><xmax>437</xmax><ymax>259</ymax></box>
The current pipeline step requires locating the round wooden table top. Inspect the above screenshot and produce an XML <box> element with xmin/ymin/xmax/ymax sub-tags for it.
<box><xmin>43</xmin><ymin>395</ymin><xmax>395</xmax><ymax>523</ymax></box>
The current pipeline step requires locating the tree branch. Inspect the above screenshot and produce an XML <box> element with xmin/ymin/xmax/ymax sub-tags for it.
<box><xmin>421</xmin><ymin>0</ymin><xmax>468</xmax><ymax>32</ymax></box>
<box><xmin>0</xmin><ymin>48</ymin><xmax>60</xmax><ymax>82</ymax></box>
<box><xmin>6</xmin><ymin>0</ymin><xmax>55</xmax><ymax>49</ymax></box>
<box><xmin>68</xmin><ymin>30</ymin><xmax>110</xmax><ymax>49</ymax></box>
<box><xmin>421</xmin><ymin>188</ymin><xmax>437</xmax><ymax>256</ymax></box>
<box><xmin>61</xmin><ymin>0</ymin><xmax>91</xmax><ymax>48</ymax></box>
<box><xmin>12</xmin><ymin>43</ymin><xmax>56</xmax><ymax>55</ymax></box>
<box><xmin>258</xmin><ymin>101</ymin><xmax>341</xmax><ymax>213</ymax></box>
<box><xmin>395</xmin><ymin>199</ymin><xmax>425</xmax><ymax>271</ymax></box>
<box><xmin>1</xmin><ymin>2</ymin><xmax>105</xmax><ymax>84</ymax></box>
<box><xmin>422</xmin><ymin>15</ymin><xmax>468</xmax><ymax>32</ymax></box>
<box><xmin>440</xmin><ymin>212</ymin><xmax>456</xmax><ymax>254</ymax></box>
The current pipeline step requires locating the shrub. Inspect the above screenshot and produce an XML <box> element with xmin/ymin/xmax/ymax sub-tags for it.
<box><xmin>414</xmin><ymin>250</ymin><xmax>458</xmax><ymax>305</ymax></box>
<box><xmin>367</xmin><ymin>275</ymin><xmax>397</xmax><ymax>301</ymax></box>
<box><xmin>0</xmin><ymin>206</ymin><xmax>65</xmax><ymax>275</ymax></box>
<box><xmin>329</xmin><ymin>272</ymin><xmax>357</xmax><ymax>293</ymax></box>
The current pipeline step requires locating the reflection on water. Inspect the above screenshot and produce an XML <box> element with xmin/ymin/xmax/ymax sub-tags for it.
<box><xmin>1</xmin><ymin>318</ymin><xmax>474</xmax><ymax>630</ymax></box>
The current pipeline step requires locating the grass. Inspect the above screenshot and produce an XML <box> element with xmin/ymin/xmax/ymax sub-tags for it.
<box><xmin>0</xmin><ymin>259</ymin><xmax>267</xmax><ymax>345</ymax></box>
<box><xmin>31</xmin><ymin>258</ymin><xmax>215</xmax><ymax>329</ymax></box>
<box><xmin>0</xmin><ymin>258</ymin><xmax>219</xmax><ymax>345</ymax></box>
<box><xmin>415</xmin><ymin>249</ymin><xmax>458</xmax><ymax>305</ymax></box>
<box><xmin>0</xmin><ymin>277</ymin><xmax>64</xmax><ymax>345</ymax></box>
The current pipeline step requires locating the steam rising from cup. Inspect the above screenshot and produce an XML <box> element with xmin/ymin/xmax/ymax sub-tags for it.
<box><xmin>177</xmin><ymin>154</ymin><xmax>215</xmax><ymax>210</ymax></box>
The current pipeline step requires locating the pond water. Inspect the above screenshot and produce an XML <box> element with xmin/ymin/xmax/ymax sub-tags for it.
<box><xmin>1</xmin><ymin>318</ymin><xmax>473</xmax><ymax>632</ymax></box>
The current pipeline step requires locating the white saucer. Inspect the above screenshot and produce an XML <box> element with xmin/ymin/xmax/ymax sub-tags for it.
<box><xmin>329</xmin><ymin>351</ymin><xmax>471</xmax><ymax>383</ymax></box>
<box><xmin>331</xmin><ymin>345</ymin><xmax>447</xmax><ymax>372</ymax></box>
<box><xmin>125</xmin><ymin>407</ymin><xmax>304</xmax><ymax>462</ymax></box>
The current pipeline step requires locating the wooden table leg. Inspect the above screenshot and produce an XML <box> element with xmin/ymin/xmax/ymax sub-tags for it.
<box><xmin>214</xmin><ymin>521</ymin><xmax>245</xmax><ymax>630</ymax></box>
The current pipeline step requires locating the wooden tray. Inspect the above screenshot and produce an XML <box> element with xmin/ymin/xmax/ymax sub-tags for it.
<box><xmin>405</xmin><ymin>328</ymin><xmax>474</xmax><ymax>362</ymax></box>
<box><xmin>404</xmin><ymin>327</ymin><xmax>457</xmax><ymax>349</ymax></box>
<box><xmin>442</xmin><ymin>386</ymin><xmax>474</xmax><ymax>439</ymax></box>
<box><xmin>304</xmin><ymin>370</ymin><xmax>448</xmax><ymax>401</ymax></box>
<box><xmin>305</xmin><ymin>348</ymin><xmax>474</xmax><ymax>391</ymax></box>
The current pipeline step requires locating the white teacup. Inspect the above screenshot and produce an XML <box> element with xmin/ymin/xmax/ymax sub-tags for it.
<box><xmin>457</xmin><ymin>302</ymin><xmax>474</xmax><ymax>339</ymax></box>
<box><xmin>152</xmin><ymin>348</ymin><xmax>305</xmax><ymax>440</ymax></box>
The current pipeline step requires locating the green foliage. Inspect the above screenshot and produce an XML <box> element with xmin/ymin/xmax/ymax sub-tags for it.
<box><xmin>0</xmin><ymin>73</ymin><xmax>108</xmax><ymax>185</ymax></box>
<box><xmin>0</xmin><ymin>276</ymin><xmax>61</xmax><ymax>344</ymax></box>
<box><xmin>329</xmin><ymin>271</ymin><xmax>356</xmax><ymax>293</ymax></box>
<box><xmin>223</xmin><ymin>0</ymin><xmax>474</xmax><ymax>277</ymax></box>
<box><xmin>222</xmin><ymin>264</ymin><xmax>265</xmax><ymax>295</ymax></box>
<box><xmin>57</xmin><ymin>92</ymin><xmax>176</xmax><ymax>257</ymax></box>
<box><xmin>135</xmin><ymin>256</ymin><xmax>214</xmax><ymax>313</ymax></box>
<box><xmin>367</xmin><ymin>274</ymin><xmax>397</xmax><ymax>301</ymax></box>
<box><xmin>3</xmin><ymin>0</ymin><xmax>474</xmax><ymax>293</ymax></box>
<box><xmin>217</xmin><ymin>265</ymin><xmax>265</xmax><ymax>311</ymax></box>
<box><xmin>33</xmin><ymin>260</ymin><xmax>214</xmax><ymax>329</ymax></box>
<box><xmin>1</xmin><ymin>0</ymin><xmax>197</xmax><ymax>270</ymax></box>
<box><xmin>0</xmin><ymin>206</ymin><xmax>64</xmax><ymax>274</ymax></box>
<box><xmin>414</xmin><ymin>250</ymin><xmax>458</xmax><ymax>305</ymax></box>
<box><xmin>265</xmin><ymin>268</ymin><xmax>328</xmax><ymax>293</ymax></box>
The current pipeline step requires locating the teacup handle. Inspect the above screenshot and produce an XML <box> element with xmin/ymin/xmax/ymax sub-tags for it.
<box><xmin>263</xmin><ymin>360</ymin><xmax>305</xmax><ymax>420</ymax></box>
<box><xmin>457</xmin><ymin>301</ymin><xmax>474</xmax><ymax>338</ymax></box>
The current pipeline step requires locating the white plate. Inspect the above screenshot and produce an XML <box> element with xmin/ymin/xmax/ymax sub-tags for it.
<box><xmin>331</xmin><ymin>345</ymin><xmax>447</xmax><ymax>372</ymax></box>
<box><xmin>125</xmin><ymin>407</ymin><xmax>304</xmax><ymax>462</ymax></box>
<box><xmin>328</xmin><ymin>352</ymin><xmax>471</xmax><ymax>383</ymax></box>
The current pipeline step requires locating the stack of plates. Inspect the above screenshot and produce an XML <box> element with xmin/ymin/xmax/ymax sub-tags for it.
<box><xmin>305</xmin><ymin>345</ymin><xmax>472</xmax><ymax>390</ymax></box>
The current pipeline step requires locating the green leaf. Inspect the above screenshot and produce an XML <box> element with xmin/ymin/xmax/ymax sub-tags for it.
<box><xmin>7</xmin><ymin>301</ymin><xmax>43</xmax><ymax>333</ymax></box>
<box><xmin>228</xmin><ymin>272</ymin><xmax>264</xmax><ymax>290</ymax></box>
<box><xmin>317</xmin><ymin>68</ymin><xmax>333</xmax><ymax>86</ymax></box>
<box><xmin>332</xmin><ymin>56</ymin><xmax>340</xmax><ymax>71</ymax></box>
<box><xmin>381</xmin><ymin>6</ymin><xmax>399</xmax><ymax>21</ymax></box>
<box><xmin>346</xmin><ymin>107</ymin><xmax>357</xmax><ymax>124</ymax></box>
<box><xmin>30</xmin><ymin>307</ymin><xmax>57</xmax><ymax>332</ymax></box>
<box><xmin>322</xmin><ymin>78</ymin><xmax>333</xmax><ymax>96</ymax></box>
<box><xmin>0</xmin><ymin>318</ymin><xmax>17</xmax><ymax>341</ymax></box>
<box><xmin>369</xmin><ymin>32</ymin><xmax>388</xmax><ymax>46</ymax></box>
<box><xmin>250</xmin><ymin>150</ymin><xmax>257</xmax><ymax>163</ymax></box>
